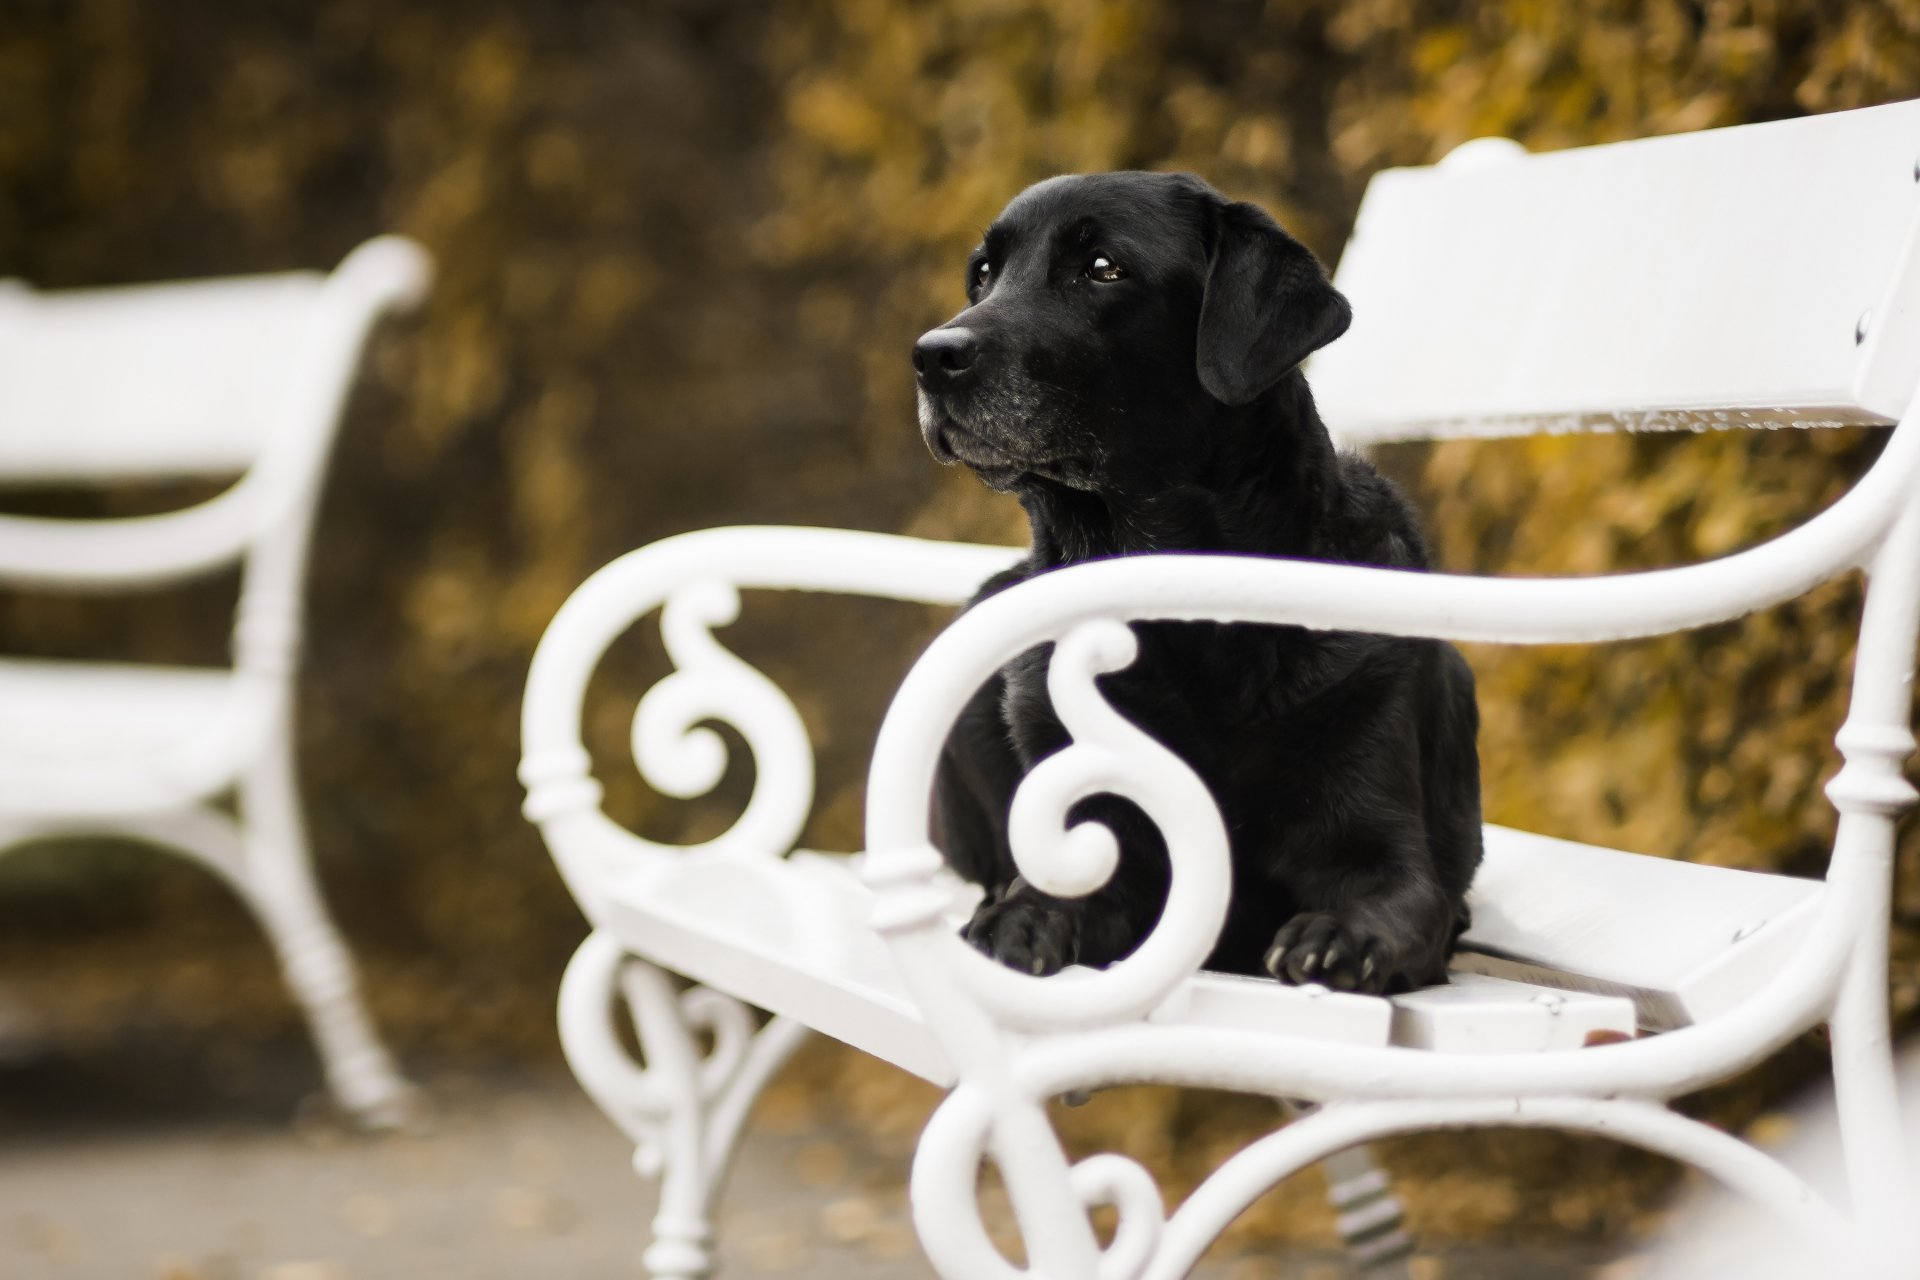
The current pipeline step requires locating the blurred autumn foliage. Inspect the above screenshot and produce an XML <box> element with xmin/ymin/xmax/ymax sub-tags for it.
<box><xmin>3</xmin><ymin>0</ymin><xmax>1920</xmax><ymax>1258</ymax></box>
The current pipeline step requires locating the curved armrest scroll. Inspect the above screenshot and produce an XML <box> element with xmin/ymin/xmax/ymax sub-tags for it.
<box><xmin>518</xmin><ymin>525</ymin><xmax>1023</xmax><ymax>872</ymax></box>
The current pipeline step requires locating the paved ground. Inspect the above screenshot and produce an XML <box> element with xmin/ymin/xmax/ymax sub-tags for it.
<box><xmin>0</xmin><ymin>1035</ymin><xmax>1617</xmax><ymax>1280</ymax></box>
<box><xmin>0</xmin><ymin>1066</ymin><xmax>940</xmax><ymax>1280</ymax></box>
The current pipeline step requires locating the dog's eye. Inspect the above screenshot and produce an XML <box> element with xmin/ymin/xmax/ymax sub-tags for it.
<box><xmin>973</xmin><ymin>260</ymin><xmax>991</xmax><ymax>289</ymax></box>
<box><xmin>1087</xmin><ymin>253</ymin><xmax>1126</xmax><ymax>283</ymax></box>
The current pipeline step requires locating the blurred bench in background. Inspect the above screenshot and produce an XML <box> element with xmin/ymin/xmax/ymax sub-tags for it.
<box><xmin>0</xmin><ymin>236</ymin><xmax>430</xmax><ymax>1128</ymax></box>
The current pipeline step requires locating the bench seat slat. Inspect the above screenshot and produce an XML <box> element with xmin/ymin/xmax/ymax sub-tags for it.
<box><xmin>598</xmin><ymin>849</ymin><xmax>957</xmax><ymax>1083</ymax></box>
<box><xmin>1458</xmin><ymin>825</ymin><xmax>1825</xmax><ymax>1030</ymax></box>
<box><xmin>589</xmin><ymin>827</ymin><xmax>1682</xmax><ymax>1082</ymax></box>
<box><xmin>0</xmin><ymin>656</ymin><xmax>260</xmax><ymax>816</ymax></box>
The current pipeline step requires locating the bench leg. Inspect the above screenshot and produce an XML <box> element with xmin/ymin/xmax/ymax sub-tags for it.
<box><xmin>1829</xmin><ymin>935</ymin><xmax>1911</xmax><ymax>1250</ymax></box>
<box><xmin>559</xmin><ymin>930</ymin><xmax>809</xmax><ymax>1279</ymax></box>
<box><xmin>914</xmin><ymin>1089</ymin><xmax>1424</xmax><ymax>1279</ymax></box>
<box><xmin>1282</xmin><ymin>1102</ymin><xmax>1414</xmax><ymax>1276</ymax></box>
<box><xmin>237</xmin><ymin>736</ymin><xmax>415</xmax><ymax>1128</ymax></box>
<box><xmin>1319</xmin><ymin>1144</ymin><xmax>1415</xmax><ymax>1276</ymax></box>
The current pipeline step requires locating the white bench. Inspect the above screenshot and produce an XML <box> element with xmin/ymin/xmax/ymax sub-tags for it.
<box><xmin>522</xmin><ymin>101</ymin><xmax>1920</xmax><ymax>1277</ymax></box>
<box><xmin>0</xmin><ymin>238</ymin><xmax>430</xmax><ymax>1128</ymax></box>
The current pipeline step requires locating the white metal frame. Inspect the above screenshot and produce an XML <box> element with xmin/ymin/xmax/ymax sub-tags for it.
<box><xmin>0</xmin><ymin>237</ymin><xmax>430</xmax><ymax>1127</ymax></box>
<box><xmin>523</xmin><ymin>104</ymin><xmax>1920</xmax><ymax>1277</ymax></box>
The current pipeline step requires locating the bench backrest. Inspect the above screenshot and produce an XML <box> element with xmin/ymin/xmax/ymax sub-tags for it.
<box><xmin>0</xmin><ymin>238</ymin><xmax>429</xmax><ymax>671</ymax></box>
<box><xmin>1306</xmin><ymin>102</ymin><xmax>1920</xmax><ymax>1007</ymax></box>
<box><xmin>1309</xmin><ymin>100</ymin><xmax>1920</xmax><ymax>445</ymax></box>
<box><xmin>0</xmin><ymin>272</ymin><xmax>330</xmax><ymax>481</ymax></box>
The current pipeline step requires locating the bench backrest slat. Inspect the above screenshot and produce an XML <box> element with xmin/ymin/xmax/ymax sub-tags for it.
<box><xmin>0</xmin><ymin>272</ymin><xmax>325</xmax><ymax>481</ymax></box>
<box><xmin>1310</xmin><ymin>101</ymin><xmax>1920</xmax><ymax>445</ymax></box>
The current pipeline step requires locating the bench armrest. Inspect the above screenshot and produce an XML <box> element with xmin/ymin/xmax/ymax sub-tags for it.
<box><xmin>518</xmin><ymin>526</ymin><xmax>1023</xmax><ymax>899</ymax></box>
<box><xmin>0</xmin><ymin>486</ymin><xmax>272</xmax><ymax>588</ymax></box>
<box><xmin>860</xmin><ymin>460</ymin><xmax>1920</xmax><ymax>1035</ymax></box>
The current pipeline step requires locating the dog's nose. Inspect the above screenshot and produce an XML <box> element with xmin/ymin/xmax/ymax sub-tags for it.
<box><xmin>912</xmin><ymin>327</ymin><xmax>977</xmax><ymax>384</ymax></box>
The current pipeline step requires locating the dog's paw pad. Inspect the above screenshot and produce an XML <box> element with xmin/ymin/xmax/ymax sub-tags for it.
<box><xmin>1263</xmin><ymin>911</ymin><xmax>1396</xmax><ymax>994</ymax></box>
<box><xmin>963</xmin><ymin>894</ymin><xmax>1080</xmax><ymax>977</ymax></box>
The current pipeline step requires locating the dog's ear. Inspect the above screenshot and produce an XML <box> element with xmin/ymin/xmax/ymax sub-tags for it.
<box><xmin>1196</xmin><ymin>200</ymin><xmax>1351</xmax><ymax>406</ymax></box>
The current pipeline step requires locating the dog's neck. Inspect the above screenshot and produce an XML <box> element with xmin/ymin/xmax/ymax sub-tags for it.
<box><xmin>1015</xmin><ymin>370</ymin><xmax>1340</xmax><ymax>567</ymax></box>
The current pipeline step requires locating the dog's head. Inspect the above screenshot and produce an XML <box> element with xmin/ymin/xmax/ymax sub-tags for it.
<box><xmin>913</xmin><ymin>171</ymin><xmax>1350</xmax><ymax>493</ymax></box>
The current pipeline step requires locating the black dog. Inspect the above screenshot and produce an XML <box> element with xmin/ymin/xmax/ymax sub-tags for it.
<box><xmin>914</xmin><ymin>172</ymin><xmax>1482</xmax><ymax>995</ymax></box>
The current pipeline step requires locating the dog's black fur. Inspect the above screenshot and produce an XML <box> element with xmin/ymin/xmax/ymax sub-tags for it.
<box><xmin>914</xmin><ymin>172</ymin><xmax>1482</xmax><ymax>994</ymax></box>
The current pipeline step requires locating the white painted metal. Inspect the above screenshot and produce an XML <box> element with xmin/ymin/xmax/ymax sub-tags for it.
<box><xmin>0</xmin><ymin>658</ymin><xmax>263</xmax><ymax>817</ymax></box>
<box><xmin>0</xmin><ymin>272</ymin><xmax>325</xmax><ymax>479</ymax></box>
<box><xmin>1387</xmin><ymin>971</ymin><xmax>1636</xmax><ymax>1054</ymax></box>
<box><xmin>0</xmin><ymin>237</ymin><xmax>430</xmax><ymax>587</ymax></box>
<box><xmin>580</xmin><ymin>838</ymin><xmax>1635</xmax><ymax>1084</ymax></box>
<box><xmin>525</xmin><ymin>102</ymin><xmax>1920</xmax><ymax>1278</ymax></box>
<box><xmin>557</xmin><ymin>931</ymin><xmax>810</xmax><ymax>1280</ymax></box>
<box><xmin>1309</xmin><ymin>99</ymin><xmax>1920</xmax><ymax>443</ymax></box>
<box><xmin>0</xmin><ymin>237</ymin><xmax>429</xmax><ymax>1127</ymax></box>
<box><xmin>1456</xmin><ymin>825</ymin><xmax>1826</xmax><ymax>1030</ymax></box>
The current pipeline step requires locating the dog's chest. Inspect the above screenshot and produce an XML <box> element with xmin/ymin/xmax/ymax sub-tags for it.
<box><xmin>997</xmin><ymin>622</ymin><xmax>1397</xmax><ymax>787</ymax></box>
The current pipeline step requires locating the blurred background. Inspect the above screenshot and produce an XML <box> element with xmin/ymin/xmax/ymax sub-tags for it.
<box><xmin>2</xmin><ymin>0</ymin><xmax>1918</xmax><ymax>1275</ymax></box>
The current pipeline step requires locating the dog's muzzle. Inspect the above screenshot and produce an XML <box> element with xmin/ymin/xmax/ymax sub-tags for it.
<box><xmin>917</xmin><ymin>389</ymin><xmax>957</xmax><ymax>462</ymax></box>
<box><xmin>913</xmin><ymin>326</ymin><xmax>978</xmax><ymax>463</ymax></box>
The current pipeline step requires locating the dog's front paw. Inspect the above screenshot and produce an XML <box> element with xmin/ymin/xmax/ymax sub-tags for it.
<box><xmin>1264</xmin><ymin>911</ymin><xmax>1400</xmax><ymax>994</ymax></box>
<box><xmin>963</xmin><ymin>889</ymin><xmax>1082</xmax><ymax>976</ymax></box>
